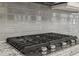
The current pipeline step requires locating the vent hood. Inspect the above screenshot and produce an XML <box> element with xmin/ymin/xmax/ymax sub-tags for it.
<box><xmin>52</xmin><ymin>2</ymin><xmax>79</xmax><ymax>13</ymax></box>
<box><xmin>35</xmin><ymin>2</ymin><xmax>79</xmax><ymax>13</ymax></box>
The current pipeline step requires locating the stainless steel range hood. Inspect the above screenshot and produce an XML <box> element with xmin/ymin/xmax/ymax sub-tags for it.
<box><xmin>35</xmin><ymin>2</ymin><xmax>79</xmax><ymax>12</ymax></box>
<box><xmin>52</xmin><ymin>2</ymin><xmax>79</xmax><ymax>13</ymax></box>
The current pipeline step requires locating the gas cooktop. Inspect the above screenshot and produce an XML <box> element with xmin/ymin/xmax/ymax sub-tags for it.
<box><xmin>6</xmin><ymin>32</ymin><xmax>78</xmax><ymax>56</ymax></box>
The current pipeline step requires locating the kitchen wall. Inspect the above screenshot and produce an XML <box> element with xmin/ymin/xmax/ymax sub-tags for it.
<box><xmin>0</xmin><ymin>2</ymin><xmax>79</xmax><ymax>41</ymax></box>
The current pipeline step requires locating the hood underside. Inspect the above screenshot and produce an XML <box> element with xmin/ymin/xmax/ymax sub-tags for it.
<box><xmin>35</xmin><ymin>2</ymin><xmax>79</xmax><ymax>13</ymax></box>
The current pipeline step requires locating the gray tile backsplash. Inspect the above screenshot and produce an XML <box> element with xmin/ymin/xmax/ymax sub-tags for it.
<box><xmin>0</xmin><ymin>2</ymin><xmax>79</xmax><ymax>39</ymax></box>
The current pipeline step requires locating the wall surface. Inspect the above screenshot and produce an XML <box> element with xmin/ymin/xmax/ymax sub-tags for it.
<box><xmin>0</xmin><ymin>2</ymin><xmax>79</xmax><ymax>40</ymax></box>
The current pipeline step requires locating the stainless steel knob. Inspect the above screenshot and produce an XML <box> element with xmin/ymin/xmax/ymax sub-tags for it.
<box><xmin>50</xmin><ymin>45</ymin><xmax>56</xmax><ymax>52</ymax></box>
<box><xmin>71</xmin><ymin>40</ymin><xmax>75</xmax><ymax>43</ymax></box>
<box><xmin>41</xmin><ymin>51</ymin><xmax>47</xmax><ymax>55</ymax></box>
<box><xmin>41</xmin><ymin>47</ymin><xmax>47</xmax><ymax>51</ymax></box>
<box><xmin>71</xmin><ymin>40</ymin><xmax>76</xmax><ymax>45</ymax></box>
<box><xmin>62</xmin><ymin>42</ymin><xmax>67</xmax><ymax>48</ymax></box>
